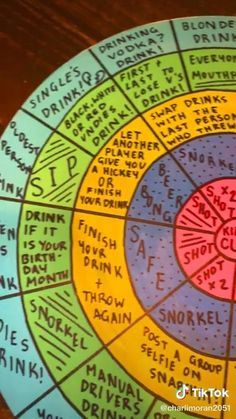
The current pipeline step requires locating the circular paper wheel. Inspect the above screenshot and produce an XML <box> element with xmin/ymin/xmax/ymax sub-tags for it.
<box><xmin>0</xmin><ymin>16</ymin><xmax>236</xmax><ymax>419</ymax></box>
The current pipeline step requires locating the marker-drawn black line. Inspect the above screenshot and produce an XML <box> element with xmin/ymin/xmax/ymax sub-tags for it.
<box><xmin>46</xmin><ymin>295</ymin><xmax>79</xmax><ymax>320</ymax></box>
<box><xmin>221</xmin><ymin>263</ymin><xmax>236</xmax><ymax>419</ymax></box>
<box><xmin>39</xmin><ymin>146</ymin><xmax>71</xmax><ymax>164</ymax></box>
<box><xmin>35</xmin><ymin>321</ymin><xmax>75</xmax><ymax>352</ymax></box>
<box><xmin>42</xmin><ymin>173</ymin><xmax>78</xmax><ymax>199</ymax></box>
<box><xmin>55</xmin><ymin>291</ymin><xmax>73</xmax><ymax>306</ymax></box>
<box><xmin>195</xmin><ymin>83</ymin><xmax>236</xmax><ymax>89</ymax></box>
<box><xmin>0</xmin><ymin>280</ymin><xmax>72</xmax><ymax>301</ymax></box>
<box><xmin>21</xmin><ymin>108</ymin><xmax>94</xmax><ymax>157</ymax></box>
<box><xmin>47</xmin><ymin>350</ymin><xmax>66</xmax><ymax>365</ymax></box>
<box><xmin>89</xmin><ymin>49</ymin><xmax>226</xmax><ymax>228</ymax></box>
<box><xmin>50</xmin><ymin>182</ymin><xmax>77</xmax><ymax>201</ymax></box>
<box><xmin>50</xmin><ymin>138</ymin><xmax>62</xmax><ymax>146</ymax></box>
<box><xmin>33</xmin><ymin>149</ymin><xmax>78</xmax><ymax>174</ymax></box>
<box><xmin>57</xmin><ymin>191</ymin><xmax>73</xmax><ymax>203</ymax></box>
<box><xmin>39</xmin><ymin>334</ymin><xmax>71</xmax><ymax>358</ymax></box>
<box><xmin>143</xmin><ymin>398</ymin><xmax>157</xmax><ymax>419</ymax></box>
<box><xmin>45</xmin><ymin>142</ymin><xmax>64</xmax><ymax>153</ymax></box>
<box><xmin>186</xmin><ymin>207</ymin><xmax>215</xmax><ymax>228</ymax></box>
<box><xmin>12</xmin><ymin>22</ymin><xmax>236</xmax><ymax>419</ymax></box>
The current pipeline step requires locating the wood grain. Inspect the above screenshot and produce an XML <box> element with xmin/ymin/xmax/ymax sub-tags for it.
<box><xmin>0</xmin><ymin>0</ymin><xmax>235</xmax><ymax>417</ymax></box>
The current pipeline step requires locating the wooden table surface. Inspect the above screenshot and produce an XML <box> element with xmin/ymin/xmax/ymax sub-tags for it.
<box><xmin>0</xmin><ymin>0</ymin><xmax>235</xmax><ymax>417</ymax></box>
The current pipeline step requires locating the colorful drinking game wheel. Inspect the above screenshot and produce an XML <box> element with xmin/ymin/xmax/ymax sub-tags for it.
<box><xmin>0</xmin><ymin>15</ymin><xmax>236</xmax><ymax>419</ymax></box>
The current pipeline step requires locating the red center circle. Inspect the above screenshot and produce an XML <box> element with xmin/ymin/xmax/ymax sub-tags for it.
<box><xmin>175</xmin><ymin>178</ymin><xmax>236</xmax><ymax>301</ymax></box>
